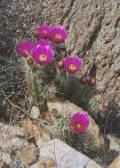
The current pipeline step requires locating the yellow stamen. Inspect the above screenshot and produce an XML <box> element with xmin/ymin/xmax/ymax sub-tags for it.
<box><xmin>54</xmin><ymin>34</ymin><xmax>62</xmax><ymax>39</ymax></box>
<box><xmin>77</xmin><ymin>123</ymin><xmax>81</xmax><ymax>128</ymax></box>
<box><xmin>39</xmin><ymin>54</ymin><xmax>47</xmax><ymax>61</ymax></box>
<box><xmin>68</xmin><ymin>64</ymin><xmax>77</xmax><ymax>71</ymax></box>
<box><xmin>42</xmin><ymin>30</ymin><xmax>47</xmax><ymax>34</ymax></box>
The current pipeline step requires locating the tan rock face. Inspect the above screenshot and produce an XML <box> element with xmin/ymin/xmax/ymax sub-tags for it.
<box><xmin>39</xmin><ymin>0</ymin><xmax>120</xmax><ymax>105</ymax></box>
<box><xmin>21</xmin><ymin>118</ymin><xmax>51</xmax><ymax>146</ymax></box>
<box><xmin>18</xmin><ymin>143</ymin><xmax>37</xmax><ymax>165</ymax></box>
<box><xmin>109</xmin><ymin>155</ymin><xmax>120</xmax><ymax>168</ymax></box>
<box><xmin>30</xmin><ymin>106</ymin><xmax>40</xmax><ymax>119</ymax></box>
<box><xmin>31</xmin><ymin>157</ymin><xmax>55</xmax><ymax>168</ymax></box>
<box><xmin>21</xmin><ymin>118</ymin><xmax>42</xmax><ymax>139</ymax></box>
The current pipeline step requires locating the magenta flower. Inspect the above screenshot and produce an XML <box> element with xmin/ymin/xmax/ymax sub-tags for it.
<box><xmin>63</xmin><ymin>55</ymin><xmax>83</xmax><ymax>74</ymax></box>
<box><xmin>16</xmin><ymin>41</ymin><xmax>34</xmax><ymax>57</ymax></box>
<box><xmin>50</xmin><ymin>25</ymin><xmax>68</xmax><ymax>43</ymax></box>
<box><xmin>37</xmin><ymin>39</ymin><xmax>53</xmax><ymax>49</ymax></box>
<box><xmin>32</xmin><ymin>45</ymin><xmax>55</xmax><ymax>65</ymax></box>
<box><xmin>70</xmin><ymin>112</ymin><xmax>89</xmax><ymax>134</ymax></box>
<box><xmin>36</xmin><ymin>24</ymin><xmax>50</xmax><ymax>39</ymax></box>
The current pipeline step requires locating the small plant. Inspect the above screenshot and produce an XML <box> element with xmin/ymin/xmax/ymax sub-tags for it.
<box><xmin>55</xmin><ymin>111</ymin><xmax>89</xmax><ymax>136</ymax></box>
<box><xmin>16</xmin><ymin>24</ymin><xmax>94</xmax><ymax>137</ymax></box>
<box><xmin>70</xmin><ymin>112</ymin><xmax>89</xmax><ymax>134</ymax></box>
<box><xmin>88</xmin><ymin>97</ymin><xmax>101</xmax><ymax>119</ymax></box>
<box><xmin>89</xmin><ymin>97</ymin><xmax>100</xmax><ymax>112</ymax></box>
<box><xmin>16</xmin><ymin>24</ymin><xmax>84</xmax><ymax>105</ymax></box>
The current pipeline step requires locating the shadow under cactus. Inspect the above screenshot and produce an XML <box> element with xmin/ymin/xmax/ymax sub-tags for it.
<box><xmin>55</xmin><ymin>74</ymin><xmax>96</xmax><ymax>110</ymax></box>
<box><xmin>98</xmin><ymin>101</ymin><xmax>120</xmax><ymax>136</ymax></box>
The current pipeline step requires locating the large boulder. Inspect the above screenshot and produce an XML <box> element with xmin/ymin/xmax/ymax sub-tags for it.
<box><xmin>31</xmin><ymin>139</ymin><xmax>103</xmax><ymax>168</ymax></box>
<box><xmin>109</xmin><ymin>155</ymin><xmax>120</xmax><ymax>168</ymax></box>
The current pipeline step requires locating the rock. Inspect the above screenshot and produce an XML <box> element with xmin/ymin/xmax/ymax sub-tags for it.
<box><xmin>30</xmin><ymin>106</ymin><xmax>40</xmax><ymax>119</ymax></box>
<box><xmin>48</xmin><ymin>100</ymin><xmax>103</xmax><ymax>156</ymax></box>
<box><xmin>98</xmin><ymin>135</ymin><xmax>120</xmax><ymax>165</ymax></box>
<box><xmin>11</xmin><ymin>137</ymin><xmax>29</xmax><ymax>150</ymax></box>
<box><xmin>36</xmin><ymin>132</ymin><xmax>51</xmax><ymax>147</ymax></box>
<box><xmin>31</xmin><ymin>163</ymin><xmax>46</xmax><ymax>168</ymax></box>
<box><xmin>18</xmin><ymin>143</ymin><xmax>37</xmax><ymax>165</ymax></box>
<box><xmin>0</xmin><ymin>122</ymin><xmax>26</xmax><ymax>138</ymax></box>
<box><xmin>33</xmin><ymin>139</ymin><xmax>103</xmax><ymax>168</ymax></box>
<box><xmin>0</xmin><ymin>132</ymin><xmax>27</xmax><ymax>151</ymax></box>
<box><xmin>86</xmin><ymin>160</ymin><xmax>102</xmax><ymax>168</ymax></box>
<box><xmin>107</xmin><ymin>135</ymin><xmax>120</xmax><ymax>153</ymax></box>
<box><xmin>21</xmin><ymin>118</ymin><xmax>42</xmax><ymax>139</ymax></box>
<box><xmin>21</xmin><ymin>118</ymin><xmax>51</xmax><ymax>146</ymax></box>
<box><xmin>31</xmin><ymin>157</ymin><xmax>55</xmax><ymax>168</ymax></box>
<box><xmin>46</xmin><ymin>158</ymin><xmax>55</xmax><ymax>167</ymax></box>
<box><xmin>0</xmin><ymin>122</ymin><xmax>28</xmax><ymax>151</ymax></box>
<box><xmin>0</xmin><ymin>152</ymin><xmax>11</xmax><ymax>165</ymax></box>
<box><xmin>0</xmin><ymin>161</ymin><xmax>10</xmax><ymax>168</ymax></box>
<box><xmin>108</xmin><ymin>155</ymin><xmax>120</xmax><ymax>168</ymax></box>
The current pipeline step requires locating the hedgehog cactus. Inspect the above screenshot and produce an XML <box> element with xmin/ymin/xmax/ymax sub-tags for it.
<box><xmin>16</xmin><ymin>24</ymin><xmax>91</xmax><ymax>110</ymax></box>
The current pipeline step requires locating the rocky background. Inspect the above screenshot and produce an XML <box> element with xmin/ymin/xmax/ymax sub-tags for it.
<box><xmin>0</xmin><ymin>0</ymin><xmax>120</xmax><ymax>131</ymax></box>
<box><xmin>0</xmin><ymin>0</ymin><xmax>120</xmax><ymax>167</ymax></box>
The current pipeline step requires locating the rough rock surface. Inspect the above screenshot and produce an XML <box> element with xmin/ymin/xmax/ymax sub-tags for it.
<box><xmin>31</xmin><ymin>139</ymin><xmax>103</xmax><ymax>168</ymax></box>
<box><xmin>18</xmin><ymin>143</ymin><xmax>37</xmax><ymax>165</ymax></box>
<box><xmin>40</xmin><ymin>0</ymin><xmax>120</xmax><ymax>105</ymax></box>
<box><xmin>107</xmin><ymin>135</ymin><xmax>120</xmax><ymax>153</ymax></box>
<box><xmin>108</xmin><ymin>155</ymin><xmax>120</xmax><ymax>168</ymax></box>
<box><xmin>0</xmin><ymin>122</ymin><xmax>28</xmax><ymax>151</ymax></box>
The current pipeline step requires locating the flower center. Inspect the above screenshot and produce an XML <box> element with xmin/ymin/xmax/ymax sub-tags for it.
<box><xmin>42</xmin><ymin>30</ymin><xmax>48</xmax><ymax>34</ymax></box>
<box><xmin>39</xmin><ymin>54</ymin><xmax>47</xmax><ymax>61</ymax></box>
<box><xmin>76</xmin><ymin>123</ymin><xmax>81</xmax><ymax>128</ymax></box>
<box><xmin>68</xmin><ymin>64</ymin><xmax>77</xmax><ymax>71</ymax></box>
<box><xmin>54</xmin><ymin>34</ymin><xmax>62</xmax><ymax>39</ymax></box>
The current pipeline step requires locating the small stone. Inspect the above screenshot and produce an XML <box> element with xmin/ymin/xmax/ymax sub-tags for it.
<box><xmin>21</xmin><ymin>119</ymin><xmax>42</xmax><ymax>138</ymax></box>
<box><xmin>10</xmin><ymin>137</ymin><xmax>28</xmax><ymax>150</ymax></box>
<box><xmin>107</xmin><ymin>135</ymin><xmax>120</xmax><ymax>152</ymax></box>
<box><xmin>0</xmin><ymin>152</ymin><xmax>11</xmax><ymax>165</ymax></box>
<box><xmin>0</xmin><ymin>122</ymin><xmax>26</xmax><ymax>138</ymax></box>
<box><xmin>30</xmin><ymin>157</ymin><xmax>55</xmax><ymax>168</ymax></box>
<box><xmin>0</xmin><ymin>161</ymin><xmax>10</xmax><ymax>168</ymax></box>
<box><xmin>86</xmin><ymin>160</ymin><xmax>103</xmax><ymax>168</ymax></box>
<box><xmin>30</xmin><ymin>162</ymin><xmax>46</xmax><ymax>168</ymax></box>
<box><xmin>38</xmin><ymin>139</ymin><xmax>102</xmax><ymax>168</ymax></box>
<box><xmin>108</xmin><ymin>155</ymin><xmax>120</xmax><ymax>168</ymax></box>
<box><xmin>46</xmin><ymin>159</ymin><xmax>55</xmax><ymax>168</ymax></box>
<box><xmin>30</xmin><ymin>106</ymin><xmax>40</xmax><ymax>119</ymax></box>
<box><xmin>36</xmin><ymin>132</ymin><xmax>51</xmax><ymax>147</ymax></box>
<box><xmin>0</xmin><ymin>123</ymin><xmax>26</xmax><ymax>151</ymax></box>
<box><xmin>18</xmin><ymin>143</ymin><xmax>37</xmax><ymax>165</ymax></box>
